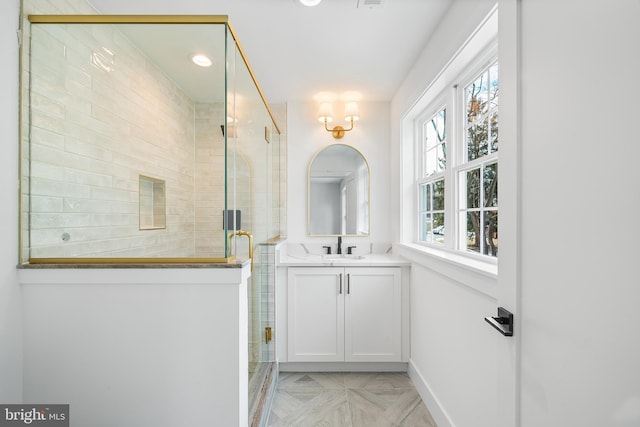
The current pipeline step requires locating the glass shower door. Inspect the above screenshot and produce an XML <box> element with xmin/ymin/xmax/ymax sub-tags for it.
<box><xmin>226</xmin><ymin>31</ymin><xmax>280</xmax><ymax>426</ymax></box>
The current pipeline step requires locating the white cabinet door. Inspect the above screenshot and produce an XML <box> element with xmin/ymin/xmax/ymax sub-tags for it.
<box><xmin>345</xmin><ymin>267</ymin><xmax>402</xmax><ymax>362</ymax></box>
<box><xmin>287</xmin><ymin>267</ymin><xmax>345</xmax><ymax>362</ymax></box>
<box><xmin>287</xmin><ymin>266</ymin><xmax>403</xmax><ymax>363</ymax></box>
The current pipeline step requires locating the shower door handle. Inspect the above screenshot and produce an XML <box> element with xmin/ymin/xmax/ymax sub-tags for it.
<box><xmin>228</xmin><ymin>230</ymin><xmax>254</xmax><ymax>271</ymax></box>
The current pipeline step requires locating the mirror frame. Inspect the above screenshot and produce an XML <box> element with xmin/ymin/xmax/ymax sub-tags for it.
<box><xmin>307</xmin><ymin>144</ymin><xmax>370</xmax><ymax>237</ymax></box>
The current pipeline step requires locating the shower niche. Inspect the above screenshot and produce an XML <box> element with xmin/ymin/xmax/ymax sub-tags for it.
<box><xmin>139</xmin><ymin>175</ymin><xmax>166</xmax><ymax>230</ymax></box>
<box><xmin>20</xmin><ymin>15</ymin><xmax>282</xmax><ymax>264</ymax></box>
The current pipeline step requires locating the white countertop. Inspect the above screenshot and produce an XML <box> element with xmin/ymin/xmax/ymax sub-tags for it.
<box><xmin>278</xmin><ymin>252</ymin><xmax>410</xmax><ymax>267</ymax></box>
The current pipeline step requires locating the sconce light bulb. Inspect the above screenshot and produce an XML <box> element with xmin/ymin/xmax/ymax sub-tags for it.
<box><xmin>318</xmin><ymin>102</ymin><xmax>334</xmax><ymax>123</ymax></box>
<box><xmin>344</xmin><ymin>101</ymin><xmax>360</xmax><ymax>122</ymax></box>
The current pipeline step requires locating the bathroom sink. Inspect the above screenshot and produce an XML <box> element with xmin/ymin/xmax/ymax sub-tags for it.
<box><xmin>323</xmin><ymin>254</ymin><xmax>366</xmax><ymax>261</ymax></box>
<box><xmin>288</xmin><ymin>254</ymin><xmax>323</xmax><ymax>261</ymax></box>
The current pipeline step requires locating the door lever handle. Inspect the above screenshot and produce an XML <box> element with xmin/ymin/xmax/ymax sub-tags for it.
<box><xmin>485</xmin><ymin>307</ymin><xmax>514</xmax><ymax>336</ymax></box>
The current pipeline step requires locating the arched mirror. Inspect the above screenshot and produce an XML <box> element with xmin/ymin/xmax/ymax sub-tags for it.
<box><xmin>308</xmin><ymin>144</ymin><xmax>370</xmax><ymax>236</ymax></box>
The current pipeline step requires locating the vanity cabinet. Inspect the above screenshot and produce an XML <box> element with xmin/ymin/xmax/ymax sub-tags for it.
<box><xmin>287</xmin><ymin>267</ymin><xmax>402</xmax><ymax>362</ymax></box>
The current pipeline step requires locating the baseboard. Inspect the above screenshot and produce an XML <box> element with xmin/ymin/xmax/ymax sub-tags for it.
<box><xmin>408</xmin><ymin>359</ymin><xmax>455</xmax><ymax>427</ymax></box>
<box><xmin>278</xmin><ymin>362</ymin><xmax>408</xmax><ymax>372</ymax></box>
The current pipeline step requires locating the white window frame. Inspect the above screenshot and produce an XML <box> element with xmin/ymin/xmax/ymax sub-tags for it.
<box><xmin>413</xmin><ymin>44</ymin><xmax>499</xmax><ymax>263</ymax></box>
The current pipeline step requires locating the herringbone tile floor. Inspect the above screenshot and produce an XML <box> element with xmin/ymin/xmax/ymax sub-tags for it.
<box><xmin>267</xmin><ymin>372</ymin><xmax>437</xmax><ymax>427</ymax></box>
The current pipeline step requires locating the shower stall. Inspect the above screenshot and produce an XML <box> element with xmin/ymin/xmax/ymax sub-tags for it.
<box><xmin>21</xmin><ymin>13</ymin><xmax>281</xmax><ymax>425</ymax></box>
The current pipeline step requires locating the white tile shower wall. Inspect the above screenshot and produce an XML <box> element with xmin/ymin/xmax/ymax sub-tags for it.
<box><xmin>20</xmin><ymin>0</ymin><xmax>104</xmax><ymax>262</ymax></box>
<box><xmin>194</xmin><ymin>103</ymin><xmax>226</xmax><ymax>257</ymax></box>
<box><xmin>249</xmin><ymin>246</ymin><xmax>261</xmax><ymax>364</ymax></box>
<box><xmin>270</xmin><ymin>103</ymin><xmax>287</xmax><ymax>238</ymax></box>
<box><xmin>249</xmin><ymin>245</ymin><xmax>273</xmax><ymax>365</ymax></box>
<box><xmin>248</xmin><ymin>243</ymin><xmax>277</xmax><ymax>366</ymax></box>
<box><xmin>260</xmin><ymin>244</ymin><xmax>276</xmax><ymax>362</ymax></box>
<box><xmin>194</xmin><ymin>102</ymin><xmax>257</xmax><ymax>258</ymax></box>
<box><xmin>28</xmin><ymin>20</ymin><xmax>198</xmax><ymax>258</ymax></box>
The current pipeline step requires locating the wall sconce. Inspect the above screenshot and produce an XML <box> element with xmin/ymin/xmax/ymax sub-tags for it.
<box><xmin>220</xmin><ymin>116</ymin><xmax>237</xmax><ymax>138</ymax></box>
<box><xmin>318</xmin><ymin>101</ymin><xmax>360</xmax><ymax>139</ymax></box>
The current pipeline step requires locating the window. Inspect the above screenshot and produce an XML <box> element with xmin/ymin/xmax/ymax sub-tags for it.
<box><xmin>415</xmin><ymin>57</ymin><xmax>498</xmax><ymax>259</ymax></box>
<box><xmin>357</xmin><ymin>164</ymin><xmax>369</xmax><ymax>234</ymax></box>
<box><xmin>458</xmin><ymin>62</ymin><xmax>498</xmax><ymax>257</ymax></box>
<box><xmin>417</xmin><ymin>107</ymin><xmax>446</xmax><ymax>244</ymax></box>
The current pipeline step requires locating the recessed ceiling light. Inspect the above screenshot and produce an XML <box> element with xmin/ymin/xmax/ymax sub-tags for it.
<box><xmin>191</xmin><ymin>54</ymin><xmax>212</xmax><ymax>67</ymax></box>
<box><xmin>298</xmin><ymin>0</ymin><xmax>322</xmax><ymax>6</ymax></box>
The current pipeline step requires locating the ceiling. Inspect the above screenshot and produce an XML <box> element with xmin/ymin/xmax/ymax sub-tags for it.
<box><xmin>87</xmin><ymin>0</ymin><xmax>453</xmax><ymax>104</ymax></box>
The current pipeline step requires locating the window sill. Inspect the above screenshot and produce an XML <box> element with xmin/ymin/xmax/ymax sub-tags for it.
<box><xmin>394</xmin><ymin>242</ymin><xmax>497</xmax><ymax>297</ymax></box>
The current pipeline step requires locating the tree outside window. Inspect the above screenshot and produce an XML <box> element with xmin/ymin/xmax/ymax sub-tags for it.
<box><xmin>460</xmin><ymin>62</ymin><xmax>498</xmax><ymax>257</ymax></box>
<box><xmin>418</xmin><ymin>107</ymin><xmax>446</xmax><ymax>245</ymax></box>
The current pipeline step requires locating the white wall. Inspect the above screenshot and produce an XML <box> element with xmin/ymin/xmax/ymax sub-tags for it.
<box><xmin>392</xmin><ymin>0</ymin><xmax>640</xmax><ymax>426</ymax></box>
<box><xmin>519</xmin><ymin>1</ymin><xmax>640</xmax><ymax>426</ymax></box>
<box><xmin>286</xmin><ymin>100</ymin><xmax>391</xmax><ymax>245</ymax></box>
<box><xmin>19</xmin><ymin>268</ymin><xmax>249</xmax><ymax>427</ymax></box>
<box><xmin>0</xmin><ymin>0</ymin><xmax>23</xmax><ymax>404</ymax></box>
<box><xmin>391</xmin><ymin>1</ymin><xmax>500</xmax><ymax>426</ymax></box>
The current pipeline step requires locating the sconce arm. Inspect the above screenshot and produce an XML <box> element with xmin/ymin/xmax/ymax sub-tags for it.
<box><xmin>324</xmin><ymin>117</ymin><xmax>355</xmax><ymax>139</ymax></box>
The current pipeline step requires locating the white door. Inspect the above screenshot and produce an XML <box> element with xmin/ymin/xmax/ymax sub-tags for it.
<box><xmin>287</xmin><ymin>267</ymin><xmax>344</xmax><ymax>362</ymax></box>
<box><xmin>345</xmin><ymin>267</ymin><xmax>402</xmax><ymax>362</ymax></box>
<box><xmin>494</xmin><ymin>2</ymin><xmax>520</xmax><ymax>425</ymax></box>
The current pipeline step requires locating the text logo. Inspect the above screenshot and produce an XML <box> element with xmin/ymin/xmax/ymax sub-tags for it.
<box><xmin>0</xmin><ymin>405</ymin><xmax>69</xmax><ymax>426</ymax></box>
